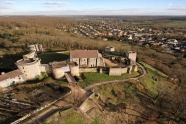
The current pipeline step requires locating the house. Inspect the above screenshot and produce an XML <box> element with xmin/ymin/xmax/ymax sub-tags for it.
<box><xmin>70</xmin><ymin>50</ymin><xmax>105</xmax><ymax>67</ymax></box>
<box><xmin>105</xmin><ymin>46</ymin><xmax>115</xmax><ymax>52</ymax></box>
<box><xmin>0</xmin><ymin>70</ymin><xmax>26</xmax><ymax>88</ymax></box>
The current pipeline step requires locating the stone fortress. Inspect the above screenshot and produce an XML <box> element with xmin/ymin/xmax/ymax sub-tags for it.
<box><xmin>0</xmin><ymin>44</ymin><xmax>138</xmax><ymax>88</ymax></box>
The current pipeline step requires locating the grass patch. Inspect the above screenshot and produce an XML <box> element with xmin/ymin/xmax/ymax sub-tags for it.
<box><xmin>158</xmin><ymin>21</ymin><xmax>186</xmax><ymax>27</ymax></box>
<box><xmin>80</xmin><ymin>71</ymin><xmax>140</xmax><ymax>88</ymax></box>
<box><xmin>42</xmin><ymin>108</ymin><xmax>89</xmax><ymax>124</ymax></box>
<box><xmin>43</xmin><ymin>76</ymin><xmax>68</xmax><ymax>85</ymax></box>
<box><xmin>106</xmin><ymin>53</ymin><xmax>124</xmax><ymax>57</ymax></box>
<box><xmin>139</xmin><ymin>61</ymin><xmax>168</xmax><ymax>98</ymax></box>
<box><xmin>38</xmin><ymin>52</ymin><xmax>69</xmax><ymax>64</ymax></box>
<box><xmin>94</xmin><ymin>82</ymin><xmax>137</xmax><ymax>104</ymax></box>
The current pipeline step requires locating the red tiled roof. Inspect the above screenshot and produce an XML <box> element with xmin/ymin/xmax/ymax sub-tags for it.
<box><xmin>0</xmin><ymin>70</ymin><xmax>23</xmax><ymax>82</ymax></box>
<box><xmin>70</xmin><ymin>50</ymin><xmax>98</xmax><ymax>58</ymax></box>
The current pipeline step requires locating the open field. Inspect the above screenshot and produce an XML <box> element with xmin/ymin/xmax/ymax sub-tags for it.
<box><xmin>126</xmin><ymin>20</ymin><xmax>186</xmax><ymax>27</ymax></box>
<box><xmin>157</xmin><ymin>21</ymin><xmax>186</xmax><ymax>27</ymax></box>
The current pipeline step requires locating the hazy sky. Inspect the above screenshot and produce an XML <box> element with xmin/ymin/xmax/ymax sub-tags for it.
<box><xmin>0</xmin><ymin>0</ymin><xmax>186</xmax><ymax>15</ymax></box>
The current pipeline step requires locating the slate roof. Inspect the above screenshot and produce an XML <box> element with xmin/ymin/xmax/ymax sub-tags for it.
<box><xmin>0</xmin><ymin>70</ymin><xmax>23</xmax><ymax>82</ymax></box>
<box><xmin>70</xmin><ymin>50</ymin><xmax>98</xmax><ymax>58</ymax></box>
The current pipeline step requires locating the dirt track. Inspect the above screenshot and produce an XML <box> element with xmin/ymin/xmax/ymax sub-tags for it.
<box><xmin>104</xmin><ymin>58</ymin><xmax>118</xmax><ymax>67</ymax></box>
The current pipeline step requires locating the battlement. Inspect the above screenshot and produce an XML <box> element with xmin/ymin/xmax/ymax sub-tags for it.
<box><xmin>16</xmin><ymin>58</ymin><xmax>41</xmax><ymax>66</ymax></box>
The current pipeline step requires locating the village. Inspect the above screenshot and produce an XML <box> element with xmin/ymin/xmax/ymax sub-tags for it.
<box><xmin>60</xmin><ymin>17</ymin><xmax>186</xmax><ymax>57</ymax></box>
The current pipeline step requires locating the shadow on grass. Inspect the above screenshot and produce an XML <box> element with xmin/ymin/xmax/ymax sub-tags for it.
<box><xmin>38</xmin><ymin>52</ymin><xmax>69</xmax><ymax>64</ymax></box>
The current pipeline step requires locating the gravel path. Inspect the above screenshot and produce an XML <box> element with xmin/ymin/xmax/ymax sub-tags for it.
<box><xmin>104</xmin><ymin>58</ymin><xmax>118</xmax><ymax>67</ymax></box>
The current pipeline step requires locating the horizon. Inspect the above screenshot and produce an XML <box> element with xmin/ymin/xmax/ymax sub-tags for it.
<box><xmin>0</xmin><ymin>0</ymin><xmax>186</xmax><ymax>16</ymax></box>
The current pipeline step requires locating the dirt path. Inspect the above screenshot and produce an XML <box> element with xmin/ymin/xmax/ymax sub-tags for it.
<box><xmin>24</xmin><ymin>85</ymin><xmax>91</xmax><ymax>124</ymax></box>
<box><xmin>104</xmin><ymin>58</ymin><xmax>118</xmax><ymax>67</ymax></box>
<box><xmin>26</xmin><ymin>101</ymin><xmax>71</xmax><ymax>124</ymax></box>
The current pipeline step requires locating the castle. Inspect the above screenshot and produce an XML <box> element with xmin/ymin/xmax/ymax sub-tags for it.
<box><xmin>0</xmin><ymin>44</ymin><xmax>138</xmax><ymax>88</ymax></box>
<box><xmin>70</xmin><ymin>50</ymin><xmax>105</xmax><ymax>67</ymax></box>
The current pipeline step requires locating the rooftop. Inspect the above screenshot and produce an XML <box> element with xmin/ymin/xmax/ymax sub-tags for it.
<box><xmin>0</xmin><ymin>70</ymin><xmax>23</xmax><ymax>82</ymax></box>
<box><xmin>70</xmin><ymin>50</ymin><xmax>98</xmax><ymax>58</ymax></box>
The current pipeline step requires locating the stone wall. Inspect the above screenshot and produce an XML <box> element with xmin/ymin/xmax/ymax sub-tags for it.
<box><xmin>126</xmin><ymin>51</ymin><xmax>137</xmax><ymax>62</ymax></box>
<box><xmin>79</xmin><ymin>68</ymin><xmax>98</xmax><ymax>73</ymax></box>
<box><xmin>28</xmin><ymin>44</ymin><xmax>43</xmax><ymax>53</ymax></box>
<box><xmin>70</xmin><ymin>58</ymin><xmax>79</xmax><ymax>65</ymax></box>
<box><xmin>88</xmin><ymin>58</ymin><xmax>97</xmax><ymax>67</ymax></box>
<box><xmin>52</xmin><ymin>67</ymin><xmax>64</xmax><ymax>79</ymax></box>
<box><xmin>40</xmin><ymin>64</ymin><xmax>52</xmax><ymax>73</ymax></box>
<box><xmin>23</xmin><ymin>51</ymin><xmax>37</xmax><ymax>60</ymax></box>
<box><xmin>80</xmin><ymin>58</ymin><xmax>88</xmax><ymax>67</ymax></box>
<box><xmin>109</xmin><ymin>68</ymin><xmax>122</xmax><ymax>76</ymax></box>
<box><xmin>70</xmin><ymin>66</ymin><xmax>79</xmax><ymax>76</ymax></box>
<box><xmin>97</xmin><ymin>57</ymin><xmax>105</xmax><ymax>67</ymax></box>
<box><xmin>121</xmin><ymin>68</ymin><xmax>128</xmax><ymax>73</ymax></box>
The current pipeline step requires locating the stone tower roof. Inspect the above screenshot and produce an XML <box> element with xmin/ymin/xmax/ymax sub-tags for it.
<box><xmin>70</xmin><ymin>50</ymin><xmax>98</xmax><ymax>58</ymax></box>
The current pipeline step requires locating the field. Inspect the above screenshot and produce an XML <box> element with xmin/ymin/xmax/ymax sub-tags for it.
<box><xmin>158</xmin><ymin>20</ymin><xmax>186</xmax><ymax>27</ymax></box>
<box><xmin>127</xmin><ymin>20</ymin><xmax>186</xmax><ymax>27</ymax></box>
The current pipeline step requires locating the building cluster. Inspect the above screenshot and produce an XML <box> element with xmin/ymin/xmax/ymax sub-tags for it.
<box><xmin>60</xmin><ymin>18</ymin><xmax>186</xmax><ymax>57</ymax></box>
<box><xmin>0</xmin><ymin>44</ymin><xmax>138</xmax><ymax>88</ymax></box>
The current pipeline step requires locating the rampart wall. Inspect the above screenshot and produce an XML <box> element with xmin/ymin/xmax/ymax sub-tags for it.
<box><xmin>79</xmin><ymin>68</ymin><xmax>98</xmax><ymax>73</ymax></box>
<box><xmin>40</xmin><ymin>64</ymin><xmax>52</xmax><ymax>73</ymax></box>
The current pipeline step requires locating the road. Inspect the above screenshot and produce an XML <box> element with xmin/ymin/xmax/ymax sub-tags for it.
<box><xmin>85</xmin><ymin>62</ymin><xmax>147</xmax><ymax>90</ymax></box>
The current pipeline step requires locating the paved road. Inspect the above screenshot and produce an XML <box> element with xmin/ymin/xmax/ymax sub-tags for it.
<box><xmin>85</xmin><ymin>62</ymin><xmax>147</xmax><ymax>90</ymax></box>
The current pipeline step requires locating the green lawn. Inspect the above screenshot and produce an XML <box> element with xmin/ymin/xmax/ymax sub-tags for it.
<box><xmin>38</xmin><ymin>52</ymin><xmax>69</xmax><ymax>64</ymax></box>
<box><xmin>80</xmin><ymin>71</ymin><xmax>140</xmax><ymax>88</ymax></box>
<box><xmin>42</xmin><ymin>108</ymin><xmax>90</xmax><ymax>124</ymax></box>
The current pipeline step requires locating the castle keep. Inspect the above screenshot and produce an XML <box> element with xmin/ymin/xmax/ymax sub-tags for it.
<box><xmin>70</xmin><ymin>50</ymin><xmax>105</xmax><ymax>67</ymax></box>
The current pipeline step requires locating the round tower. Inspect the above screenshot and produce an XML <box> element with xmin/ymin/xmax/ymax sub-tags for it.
<box><xmin>52</xmin><ymin>67</ymin><xmax>65</xmax><ymax>79</ymax></box>
<box><xmin>16</xmin><ymin>58</ymin><xmax>41</xmax><ymax>80</ymax></box>
<box><xmin>70</xmin><ymin>65</ymin><xmax>79</xmax><ymax>76</ymax></box>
